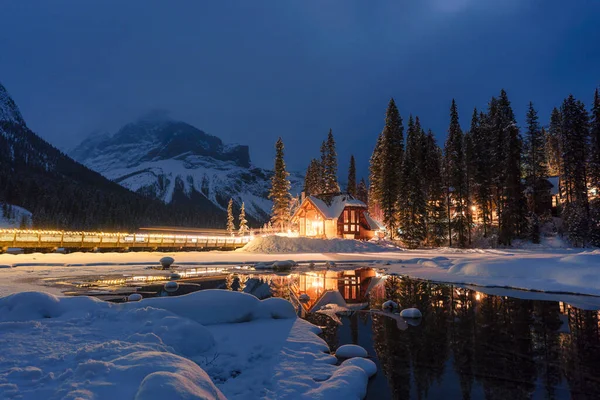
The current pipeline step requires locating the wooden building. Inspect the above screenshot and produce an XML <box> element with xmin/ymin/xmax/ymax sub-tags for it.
<box><xmin>291</xmin><ymin>193</ymin><xmax>384</xmax><ymax>240</ymax></box>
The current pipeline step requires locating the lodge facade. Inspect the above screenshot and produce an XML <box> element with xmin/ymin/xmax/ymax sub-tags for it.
<box><xmin>291</xmin><ymin>193</ymin><xmax>384</xmax><ymax>240</ymax></box>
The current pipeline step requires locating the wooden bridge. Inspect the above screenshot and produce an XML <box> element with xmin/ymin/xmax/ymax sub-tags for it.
<box><xmin>0</xmin><ymin>228</ymin><xmax>253</xmax><ymax>252</ymax></box>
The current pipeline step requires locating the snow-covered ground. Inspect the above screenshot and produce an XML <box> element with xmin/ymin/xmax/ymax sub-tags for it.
<box><xmin>0</xmin><ymin>290</ymin><xmax>375</xmax><ymax>400</ymax></box>
<box><xmin>0</xmin><ymin>205</ymin><xmax>32</xmax><ymax>229</ymax></box>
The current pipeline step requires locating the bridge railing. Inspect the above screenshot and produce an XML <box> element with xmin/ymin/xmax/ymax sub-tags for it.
<box><xmin>0</xmin><ymin>229</ymin><xmax>254</xmax><ymax>250</ymax></box>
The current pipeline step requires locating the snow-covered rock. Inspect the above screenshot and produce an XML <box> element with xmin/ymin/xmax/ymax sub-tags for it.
<box><xmin>400</xmin><ymin>308</ymin><xmax>422</xmax><ymax>318</ymax></box>
<box><xmin>382</xmin><ymin>300</ymin><xmax>398</xmax><ymax>311</ymax></box>
<box><xmin>128</xmin><ymin>293</ymin><xmax>143</xmax><ymax>302</ymax></box>
<box><xmin>335</xmin><ymin>344</ymin><xmax>369</xmax><ymax>359</ymax></box>
<box><xmin>341</xmin><ymin>357</ymin><xmax>378</xmax><ymax>377</ymax></box>
<box><xmin>160</xmin><ymin>256</ymin><xmax>174</xmax><ymax>268</ymax></box>
<box><xmin>164</xmin><ymin>281</ymin><xmax>179</xmax><ymax>293</ymax></box>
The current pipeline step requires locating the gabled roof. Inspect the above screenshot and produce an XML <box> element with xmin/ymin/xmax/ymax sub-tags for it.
<box><xmin>296</xmin><ymin>193</ymin><xmax>367</xmax><ymax>220</ymax></box>
<box><xmin>364</xmin><ymin>212</ymin><xmax>385</xmax><ymax>231</ymax></box>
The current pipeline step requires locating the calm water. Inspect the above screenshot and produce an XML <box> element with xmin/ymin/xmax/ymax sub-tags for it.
<box><xmin>309</xmin><ymin>278</ymin><xmax>600</xmax><ymax>400</ymax></box>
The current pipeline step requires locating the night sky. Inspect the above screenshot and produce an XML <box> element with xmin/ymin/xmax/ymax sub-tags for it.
<box><xmin>1</xmin><ymin>1</ymin><xmax>599</xmax><ymax>178</ymax></box>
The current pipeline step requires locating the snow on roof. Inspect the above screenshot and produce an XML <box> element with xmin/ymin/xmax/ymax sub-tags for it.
<box><xmin>364</xmin><ymin>212</ymin><xmax>385</xmax><ymax>231</ymax></box>
<box><xmin>306</xmin><ymin>194</ymin><xmax>367</xmax><ymax>219</ymax></box>
<box><xmin>548</xmin><ymin>176</ymin><xmax>560</xmax><ymax>195</ymax></box>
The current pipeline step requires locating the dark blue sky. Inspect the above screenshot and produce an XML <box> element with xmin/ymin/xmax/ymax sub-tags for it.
<box><xmin>1</xmin><ymin>1</ymin><xmax>599</xmax><ymax>178</ymax></box>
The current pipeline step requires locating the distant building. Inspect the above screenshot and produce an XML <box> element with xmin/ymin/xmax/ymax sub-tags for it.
<box><xmin>291</xmin><ymin>193</ymin><xmax>384</xmax><ymax>240</ymax></box>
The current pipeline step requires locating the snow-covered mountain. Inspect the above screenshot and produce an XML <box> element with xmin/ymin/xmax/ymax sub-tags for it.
<box><xmin>0</xmin><ymin>82</ymin><xmax>25</xmax><ymax>126</ymax></box>
<box><xmin>70</xmin><ymin>112</ymin><xmax>303</xmax><ymax>222</ymax></box>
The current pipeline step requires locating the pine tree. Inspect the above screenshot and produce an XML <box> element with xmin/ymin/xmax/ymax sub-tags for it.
<box><xmin>444</xmin><ymin>99</ymin><xmax>467</xmax><ymax>247</ymax></box>
<box><xmin>238</xmin><ymin>202</ymin><xmax>249</xmax><ymax>235</ymax></box>
<box><xmin>464</xmin><ymin>129</ymin><xmax>475</xmax><ymax>246</ymax></box>
<box><xmin>303</xmin><ymin>158</ymin><xmax>322</xmax><ymax>196</ymax></box>
<box><xmin>399</xmin><ymin>116</ymin><xmax>427</xmax><ymax>247</ymax></box>
<box><xmin>497</xmin><ymin>89</ymin><xmax>525</xmax><ymax>245</ymax></box>
<box><xmin>369</xmin><ymin>132</ymin><xmax>385</xmax><ymax>219</ymax></box>
<box><xmin>523</xmin><ymin>102</ymin><xmax>548</xmax><ymax>215</ymax></box>
<box><xmin>321</xmin><ymin>129</ymin><xmax>340</xmax><ymax>193</ymax></box>
<box><xmin>377</xmin><ymin>98</ymin><xmax>404</xmax><ymax>238</ymax></box>
<box><xmin>357</xmin><ymin>178</ymin><xmax>369</xmax><ymax>205</ymax></box>
<box><xmin>423</xmin><ymin>130</ymin><xmax>447</xmax><ymax>246</ymax></box>
<box><xmin>560</xmin><ymin>95</ymin><xmax>590</xmax><ymax>245</ymax></box>
<box><xmin>546</xmin><ymin>108</ymin><xmax>562</xmax><ymax>177</ymax></box>
<box><xmin>269</xmin><ymin>137</ymin><xmax>291</xmax><ymax>231</ymax></box>
<box><xmin>472</xmin><ymin>108</ymin><xmax>493</xmax><ymax>236</ymax></box>
<box><xmin>589</xmin><ymin>88</ymin><xmax>600</xmax><ymax>191</ymax></box>
<box><xmin>226</xmin><ymin>198</ymin><xmax>235</xmax><ymax>235</ymax></box>
<box><xmin>347</xmin><ymin>155</ymin><xmax>357</xmax><ymax>195</ymax></box>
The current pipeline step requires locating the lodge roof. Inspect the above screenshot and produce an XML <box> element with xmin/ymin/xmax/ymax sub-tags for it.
<box><xmin>305</xmin><ymin>193</ymin><xmax>367</xmax><ymax>220</ymax></box>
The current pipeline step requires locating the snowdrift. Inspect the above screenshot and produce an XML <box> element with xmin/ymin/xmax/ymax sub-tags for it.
<box><xmin>0</xmin><ymin>290</ymin><xmax>374</xmax><ymax>400</ymax></box>
<box><xmin>239</xmin><ymin>235</ymin><xmax>400</xmax><ymax>253</ymax></box>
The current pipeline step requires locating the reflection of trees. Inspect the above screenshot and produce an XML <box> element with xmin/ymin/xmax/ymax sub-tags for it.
<box><xmin>532</xmin><ymin>302</ymin><xmax>563</xmax><ymax>400</ymax></box>
<box><xmin>450</xmin><ymin>288</ymin><xmax>476</xmax><ymax>400</ymax></box>
<box><xmin>562</xmin><ymin>307</ymin><xmax>600</xmax><ymax>398</ymax></box>
<box><xmin>473</xmin><ymin>296</ymin><xmax>537</xmax><ymax>399</ymax></box>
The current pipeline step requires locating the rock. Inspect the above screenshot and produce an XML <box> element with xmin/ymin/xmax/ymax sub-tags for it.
<box><xmin>128</xmin><ymin>293</ymin><xmax>143</xmax><ymax>302</ymax></box>
<box><xmin>400</xmin><ymin>308</ymin><xmax>422</xmax><ymax>318</ymax></box>
<box><xmin>341</xmin><ymin>357</ymin><xmax>377</xmax><ymax>377</ymax></box>
<box><xmin>299</xmin><ymin>293</ymin><xmax>310</xmax><ymax>303</ymax></box>
<box><xmin>382</xmin><ymin>300</ymin><xmax>398</xmax><ymax>311</ymax></box>
<box><xmin>160</xmin><ymin>256</ymin><xmax>175</xmax><ymax>269</ymax></box>
<box><xmin>273</xmin><ymin>260</ymin><xmax>295</xmax><ymax>271</ymax></box>
<box><xmin>164</xmin><ymin>281</ymin><xmax>179</xmax><ymax>293</ymax></box>
<box><xmin>169</xmin><ymin>273</ymin><xmax>181</xmax><ymax>281</ymax></box>
<box><xmin>335</xmin><ymin>344</ymin><xmax>368</xmax><ymax>359</ymax></box>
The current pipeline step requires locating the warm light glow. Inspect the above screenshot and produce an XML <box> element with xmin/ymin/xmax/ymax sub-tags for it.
<box><xmin>471</xmin><ymin>205</ymin><xmax>477</xmax><ymax>212</ymax></box>
<box><xmin>475</xmin><ymin>293</ymin><xmax>481</xmax><ymax>301</ymax></box>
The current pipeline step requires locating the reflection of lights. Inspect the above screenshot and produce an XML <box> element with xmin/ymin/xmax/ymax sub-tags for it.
<box><xmin>475</xmin><ymin>293</ymin><xmax>481</xmax><ymax>301</ymax></box>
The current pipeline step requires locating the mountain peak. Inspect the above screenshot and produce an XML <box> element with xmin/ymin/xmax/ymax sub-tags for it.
<box><xmin>136</xmin><ymin>109</ymin><xmax>173</xmax><ymax>124</ymax></box>
<box><xmin>0</xmin><ymin>82</ymin><xmax>26</xmax><ymax>126</ymax></box>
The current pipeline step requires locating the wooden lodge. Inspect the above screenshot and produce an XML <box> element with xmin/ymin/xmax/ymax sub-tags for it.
<box><xmin>291</xmin><ymin>193</ymin><xmax>384</xmax><ymax>240</ymax></box>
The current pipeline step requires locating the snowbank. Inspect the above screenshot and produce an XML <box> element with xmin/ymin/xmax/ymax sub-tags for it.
<box><xmin>0</xmin><ymin>290</ymin><xmax>374</xmax><ymax>400</ymax></box>
<box><xmin>239</xmin><ymin>235</ymin><xmax>400</xmax><ymax>253</ymax></box>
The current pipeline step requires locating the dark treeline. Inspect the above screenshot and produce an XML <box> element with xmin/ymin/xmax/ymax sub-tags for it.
<box><xmin>367</xmin><ymin>88</ymin><xmax>600</xmax><ymax>248</ymax></box>
<box><xmin>0</xmin><ymin>121</ymin><xmax>238</xmax><ymax>230</ymax></box>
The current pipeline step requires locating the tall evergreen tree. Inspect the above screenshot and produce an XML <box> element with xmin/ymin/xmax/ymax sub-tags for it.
<box><xmin>523</xmin><ymin>102</ymin><xmax>548</xmax><ymax>215</ymax></box>
<box><xmin>496</xmin><ymin>89</ymin><xmax>525</xmax><ymax>245</ymax></box>
<box><xmin>423</xmin><ymin>130</ymin><xmax>447</xmax><ymax>246</ymax></box>
<box><xmin>357</xmin><ymin>178</ymin><xmax>369</xmax><ymax>205</ymax></box>
<box><xmin>369</xmin><ymin>132</ymin><xmax>385</xmax><ymax>219</ymax></box>
<box><xmin>444</xmin><ymin>99</ymin><xmax>468</xmax><ymax>247</ymax></box>
<box><xmin>238</xmin><ymin>202</ymin><xmax>249</xmax><ymax>235</ymax></box>
<box><xmin>226</xmin><ymin>198</ymin><xmax>235</xmax><ymax>235</ymax></box>
<box><xmin>464</xmin><ymin>129</ymin><xmax>475</xmax><ymax>246</ymax></box>
<box><xmin>399</xmin><ymin>116</ymin><xmax>427</xmax><ymax>247</ymax></box>
<box><xmin>303</xmin><ymin>158</ymin><xmax>322</xmax><ymax>196</ymax></box>
<box><xmin>269</xmin><ymin>137</ymin><xmax>291</xmax><ymax>231</ymax></box>
<box><xmin>560</xmin><ymin>95</ymin><xmax>590</xmax><ymax>246</ymax></box>
<box><xmin>377</xmin><ymin>98</ymin><xmax>404</xmax><ymax>238</ymax></box>
<box><xmin>589</xmin><ymin>88</ymin><xmax>600</xmax><ymax>191</ymax></box>
<box><xmin>347</xmin><ymin>155</ymin><xmax>357</xmax><ymax>195</ymax></box>
<box><xmin>321</xmin><ymin>129</ymin><xmax>340</xmax><ymax>193</ymax></box>
<box><xmin>473</xmin><ymin>109</ymin><xmax>493</xmax><ymax>236</ymax></box>
<box><xmin>546</xmin><ymin>108</ymin><xmax>562</xmax><ymax>177</ymax></box>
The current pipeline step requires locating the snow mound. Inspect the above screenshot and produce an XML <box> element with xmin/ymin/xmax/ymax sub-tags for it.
<box><xmin>341</xmin><ymin>357</ymin><xmax>377</xmax><ymax>377</ymax></box>
<box><xmin>400</xmin><ymin>308</ymin><xmax>422</xmax><ymax>318</ymax></box>
<box><xmin>335</xmin><ymin>344</ymin><xmax>368</xmax><ymax>358</ymax></box>
<box><xmin>239</xmin><ymin>235</ymin><xmax>400</xmax><ymax>254</ymax></box>
<box><xmin>382</xmin><ymin>300</ymin><xmax>398</xmax><ymax>311</ymax></box>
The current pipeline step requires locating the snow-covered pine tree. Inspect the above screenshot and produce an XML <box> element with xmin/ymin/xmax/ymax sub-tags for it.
<box><xmin>497</xmin><ymin>89</ymin><xmax>525</xmax><ymax>245</ymax></box>
<box><xmin>523</xmin><ymin>102</ymin><xmax>549</xmax><ymax>215</ymax></box>
<box><xmin>322</xmin><ymin>129</ymin><xmax>340</xmax><ymax>193</ymax></box>
<box><xmin>424</xmin><ymin>130</ymin><xmax>447</xmax><ymax>246</ymax></box>
<box><xmin>444</xmin><ymin>99</ymin><xmax>468</xmax><ymax>247</ymax></box>
<box><xmin>379</xmin><ymin>98</ymin><xmax>404</xmax><ymax>238</ymax></box>
<box><xmin>347</xmin><ymin>155</ymin><xmax>357</xmax><ymax>196</ymax></box>
<box><xmin>269</xmin><ymin>137</ymin><xmax>292</xmax><ymax>232</ymax></box>
<box><xmin>238</xmin><ymin>202</ymin><xmax>249</xmax><ymax>235</ymax></box>
<box><xmin>399</xmin><ymin>115</ymin><xmax>427</xmax><ymax>247</ymax></box>
<box><xmin>357</xmin><ymin>178</ymin><xmax>369</xmax><ymax>205</ymax></box>
<box><xmin>464</xmin><ymin>129</ymin><xmax>475</xmax><ymax>246</ymax></box>
<box><xmin>226</xmin><ymin>198</ymin><xmax>235</xmax><ymax>235</ymax></box>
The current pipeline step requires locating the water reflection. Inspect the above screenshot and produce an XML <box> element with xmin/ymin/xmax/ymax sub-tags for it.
<box><xmin>358</xmin><ymin>278</ymin><xmax>600</xmax><ymax>400</ymax></box>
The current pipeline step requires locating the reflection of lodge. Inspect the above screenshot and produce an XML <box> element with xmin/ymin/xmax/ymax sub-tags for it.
<box><xmin>286</xmin><ymin>268</ymin><xmax>379</xmax><ymax>311</ymax></box>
